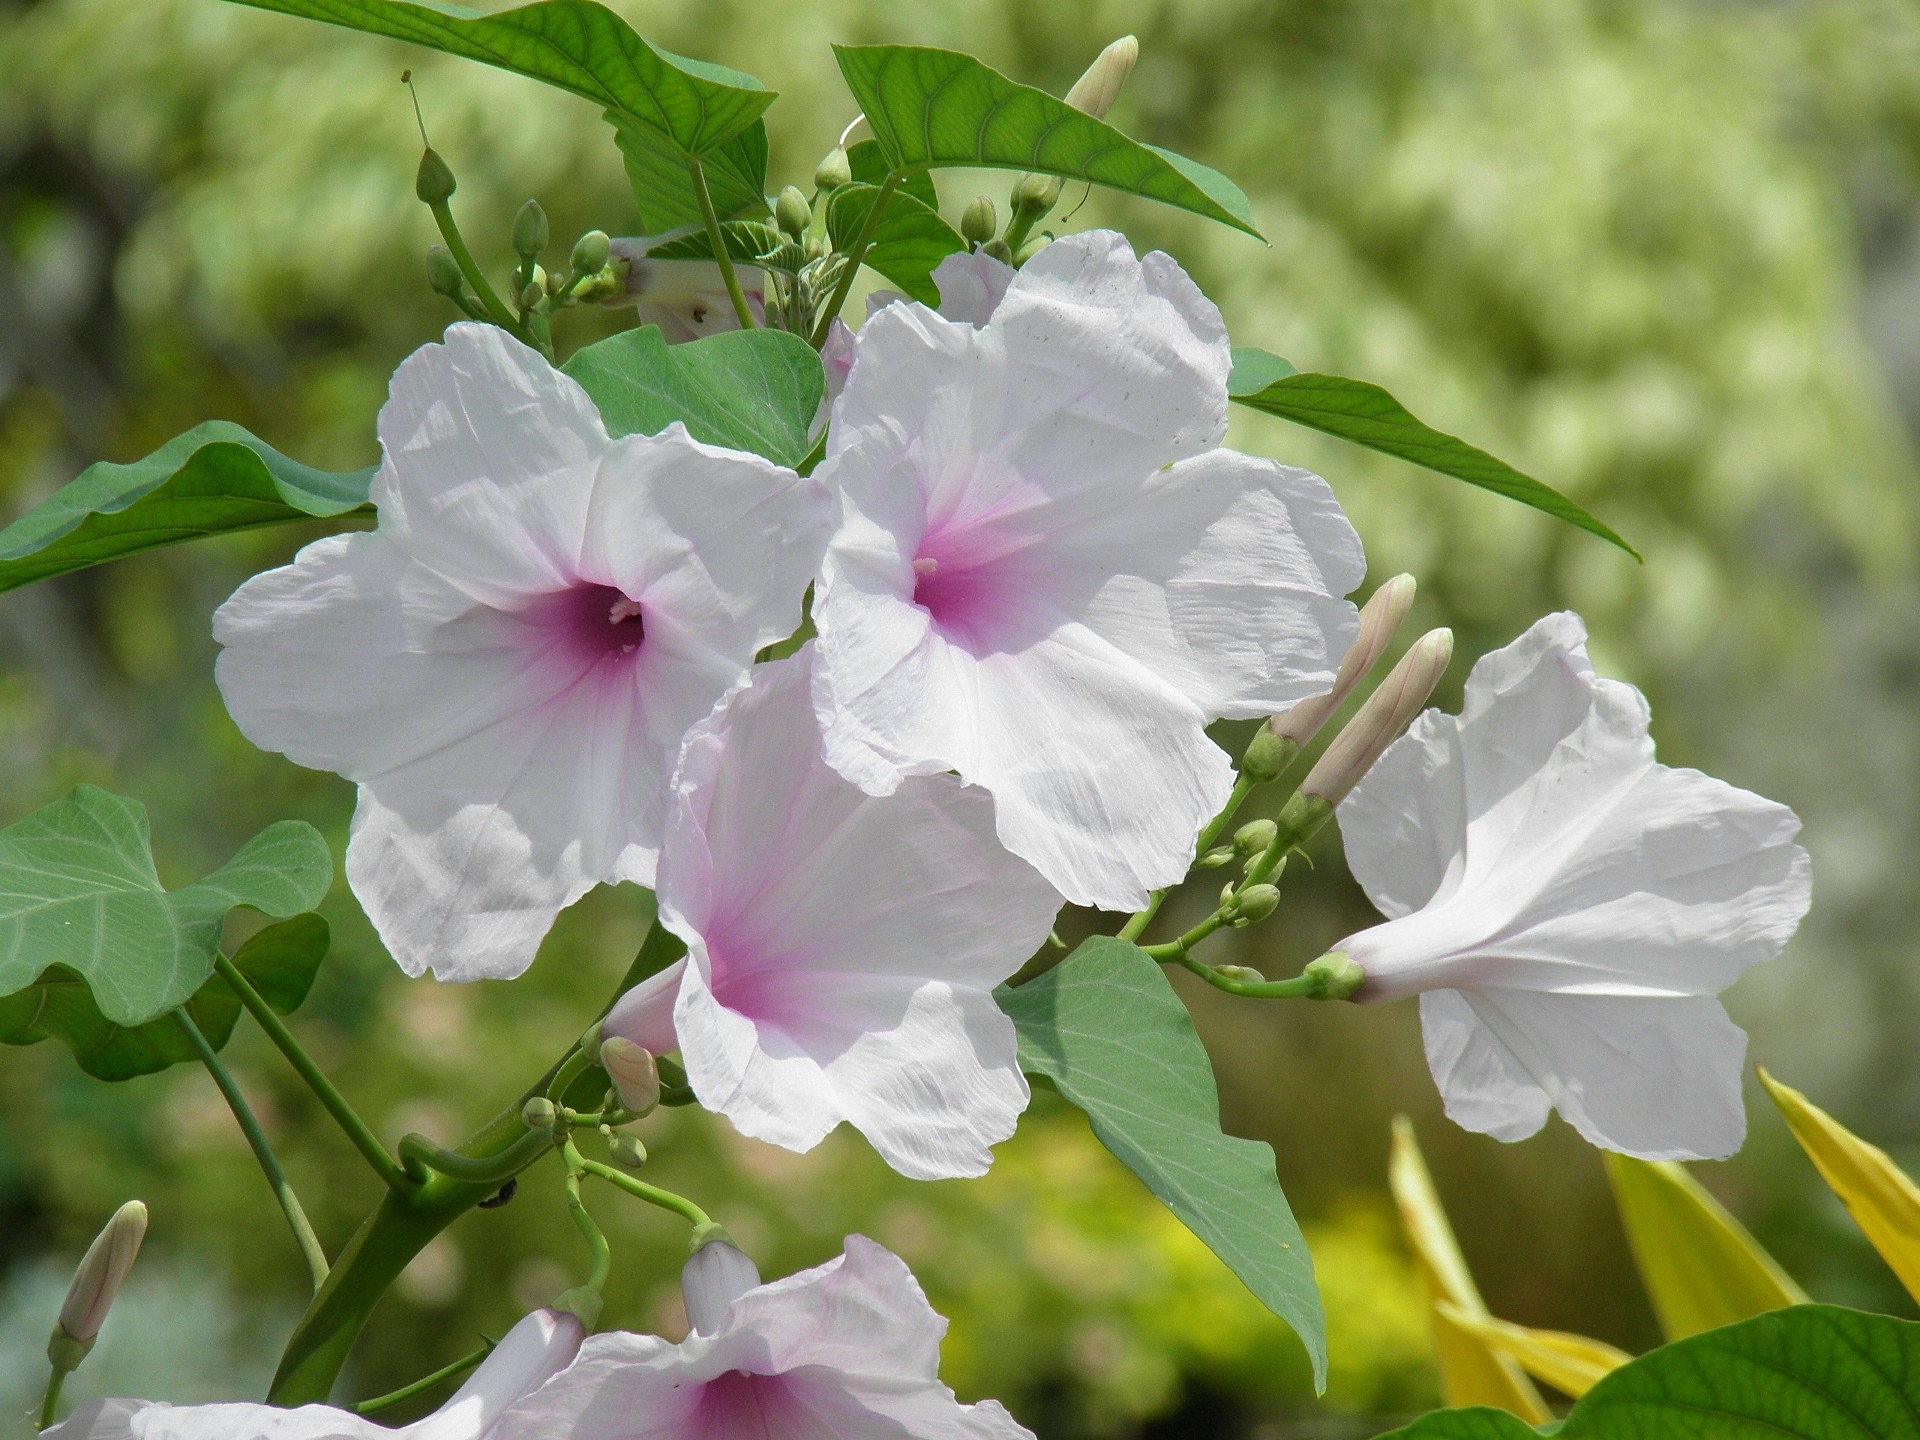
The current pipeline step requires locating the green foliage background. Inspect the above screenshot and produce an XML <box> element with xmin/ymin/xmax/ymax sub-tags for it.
<box><xmin>1</xmin><ymin>0</ymin><xmax>1919</xmax><ymax>1434</ymax></box>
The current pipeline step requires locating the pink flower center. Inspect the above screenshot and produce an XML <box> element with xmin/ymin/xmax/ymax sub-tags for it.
<box><xmin>909</xmin><ymin>520</ymin><xmax>1039</xmax><ymax>654</ymax></box>
<box><xmin>547</xmin><ymin>583</ymin><xmax>647</xmax><ymax>666</ymax></box>
<box><xmin>691</xmin><ymin>1369</ymin><xmax>819</xmax><ymax>1439</ymax></box>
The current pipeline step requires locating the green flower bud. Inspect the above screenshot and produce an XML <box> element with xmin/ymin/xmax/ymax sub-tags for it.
<box><xmin>1302</xmin><ymin>951</ymin><xmax>1366</xmax><ymax>1001</ymax></box>
<box><xmin>512</xmin><ymin>199</ymin><xmax>549</xmax><ymax>259</ymax></box>
<box><xmin>1211</xmin><ymin>965</ymin><xmax>1267</xmax><ymax>985</ymax></box>
<box><xmin>775</xmin><ymin>185</ymin><xmax>812</xmax><ymax>239</ymax></box>
<box><xmin>961</xmin><ymin>196</ymin><xmax>997</xmax><ymax>247</ymax></box>
<box><xmin>1240</xmin><ymin>726</ymin><xmax>1299</xmax><ymax>783</ymax></box>
<box><xmin>1233</xmin><ymin>819</ymin><xmax>1277</xmax><ymax>856</ymax></box>
<box><xmin>607</xmin><ymin>1133</ymin><xmax>649</xmax><ymax>1169</ymax></box>
<box><xmin>570</xmin><ymin>229</ymin><xmax>611</xmax><ymax>279</ymax></box>
<box><xmin>1012</xmin><ymin>234</ymin><xmax>1051</xmax><ymax>266</ymax></box>
<box><xmin>426</xmin><ymin>245</ymin><xmax>464</xmax><ymax>298</ymax></box>
<box><xmin>982</xmin><ymin>239</ymin><xmax>1013</xmax><ymax>264</ymax></box>
<box><xmin>415</xmin><ymin>147</ymin><xmax>456</xmax><ymax>205</ymax></box>
<box><xmin>519</xmin><ymin>268</ymin><xmax>547</xmax><ymax>311</ymax></box>
<box><xmin>814</xmin><ymin>147</ymin><xmax>853</xmax><ymax>193</ymax></box>
<box><xmin>522</xmin><ymin>1096</ymin><xmax>558</xmax><ymax>1132</ymax></box>
<box><xmin>1197</xmin><ymin>845</ymin><xmax>1235</xmax><ymax>869</ymax></box>
<box><xmin>1231</xmin><ymin>883</ymin><xmax>1281</xmax><ymax>926</ymax></box>
<box><xmin>1010</xmin><ymin>170</ymin><xmax>1062</xmax><ymax>219</ymax></box>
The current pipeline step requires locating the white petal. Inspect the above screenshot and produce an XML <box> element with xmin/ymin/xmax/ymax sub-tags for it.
<box><xmin>1417</xmin><ymin>989</ymin><xmax>1552</xmax><ymax>1143</ymax></box>
<box><xmin>41</xmin><ymin>1400</ymin><xmax>144</xmax><ymax>1440</ymax></box>
<box><xmin>135</xmin><ymin>1403</ymin><xmax>390</xmax><ymax>1440</ymax></box>
<box><xmin>402</xmin><ymin>1309</ymin><xmax>584</xmax><ymax>1440</ymax></box>
<box><xmin>682</xmin><ymin>1240</ymin><xmax>763</xmax><ymax>1336</ymax></box>
<box><xmin>930</xmin><ymin>250</ymin><xmax>1015</xmax><ymax>327</ymax></box>
<box><xmin>603</xmin><ymin>956</ymin><xmax>686</xmax><ymax>1056</ymax></box>
<box><xmin>485</xmin><ymin>1332</ymin><xmax>702</xmax><ymax>1440</ymax></box>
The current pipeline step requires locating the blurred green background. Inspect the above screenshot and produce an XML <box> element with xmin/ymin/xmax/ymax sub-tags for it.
<box><xmin>2</xmin><ymin>0</ymin><xmax>1920</xmax><ymax>1434</ymax></box>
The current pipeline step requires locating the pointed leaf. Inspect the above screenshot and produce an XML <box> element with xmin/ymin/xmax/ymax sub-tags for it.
<box><xmin>561</xmin><ymin>326</ymin><xmax>823</xmax><ymax>470</ymax></box>
<box><xmin>845</xmin><ymin>139</ymin><xmax>939</xmax><ymax>210</ymax></box>
<box><xmin>1761</xmin><ymin>1068</ymin><xmax>1920</xmax><ymax>1306</ymax></box>
<box><xmin>224</xmin><ymin>0</ymin><xmax>772</xmax><ymax>157</ymax></box>
<box><xmin>0</xmin><ymin>788</ymin><xmax>332</xmax><ymax>1029</ymax></box>
<box><xmin>826</xmin><ymin>183</ymin><xmax>966</xmax><ymax>305</ymax></box>
<box><xmin>1226</xmin><ymin>350</ymin><xmax>1637</xmax><ymax>559</ymax></box>
<box><xmin>1390</xmin><ymin>1118</ymin><xmax>1552</xmax><ymax>1422</ymax></box>
<box><xmin>1604</xmin><ymin>1153</ymin><xmax>1808</xmax><ymax>1342</ymax></box>
<box><xmin>1435</xmin><ymin>1302</ymin><xmax>1631</xmax><ymax>1400</ymax></box>
<box><xmin>0</xmin><ymin>422</ymin><xmax>373</xmax><ymax>594</ymax></box>
<box><xmin>997</xmin><ymin>937</ymin><xmax>1325</xmax><ymax>1385</ymax></box>
<box><xmin>1377</xmin><ymin>1306</ymin><xmax>1920</xmax><ymax>1440</ymax></box>
<box><xmin>833</xmin><ymin>45</ymin><xmax>1260</xmax><ymax>237</ymax></box>
<box><xmin>0</xmin><ymin>914</ymin><xmax>331</xmax><ymax>1082</ymax></box>
<box><xmin>611</xmin><ymin>114</ymin><xmax>769</xmax><ymax>231</ymax></box>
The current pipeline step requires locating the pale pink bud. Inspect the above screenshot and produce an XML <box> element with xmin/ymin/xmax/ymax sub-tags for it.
<box><xmin>682</xmin><ymin>1238</ymin><xmax>761</xmax><ymax>1336</ymax></box>
<box><xmin>56</xmin><ymin>1201</ymin><xmax>146</xmax><ymax>1344</ymax></box>
<box><xmin>1300</xmin><ymin>628</ymin><xmax>1453</xmax><ymax>806</ymax></box>
<box><xmin>1063</xmin><ymin>36</ymin><xmax>1140</xmax><ymax>121</ymax></box>
<box><xmin>599</xmin><ymin>1036</ymin><xmax>660</xmax><ymax>1115</ymax></box>
<box><xmin>1270</xmin><ymin>574</ymin><xmax>1417</xmax><ymax>750</ymax></box>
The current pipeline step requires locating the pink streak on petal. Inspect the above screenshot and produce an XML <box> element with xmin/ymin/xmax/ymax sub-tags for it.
<box><xmin>690</xmin><ymin>1370</ymin><xmax>819</xmax><ymax>1440</ymax></box>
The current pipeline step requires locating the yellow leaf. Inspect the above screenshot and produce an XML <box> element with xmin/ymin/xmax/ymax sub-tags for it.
<box><xmin>1604</xmin><ymin>1151</ymin><xmax>1807</xmax><ymax>1341</ymax></box>
<box><xmin>1435</xmin><ymin>1301</ymin><xmax>1631</xmax><ymax>1399</ymax></box>
<box><xmin>1760</xmin><ymin>1067</ymin><xmax>1920</xmax><ymax>1305</ymax></box>
<box><xmin>1389</xmin><ymin>1118</ymin><xmax>1552</xmax><ymax>1423</ymax></box>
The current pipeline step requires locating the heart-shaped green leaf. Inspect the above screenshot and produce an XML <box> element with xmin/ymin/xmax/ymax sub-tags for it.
<box><xmin>612</xmin><ymin>113</ymin><xmax>770</xmax><ymax>231</ymax></box>
<box><xmin>0</xmin><ymin>787</ymin><xmax>333</xmax><ymax>1029</ymax></box>
<box><xmin>826</xmin><ymin>184</ymin><xmax>966</xmax><ymax>306</ymax></box>
<box><xmin>998</xmin><ymin>937</ymin><xmax>1326</xmax><ymax>1388</ymax></box>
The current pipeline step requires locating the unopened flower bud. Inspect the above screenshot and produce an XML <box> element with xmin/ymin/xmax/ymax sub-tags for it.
<box><xmin>775</xmin><ymin>186</ymin><xmax>811</xmax><ymax>239</ymax></box>
<box><xmin>522</xmin><ymin>1096</ymin><xmax>558</xmax><ymax>1132</ymax></box>
<box><xmin>607</xmin><ymin>1133</ymin><xmax>648</xmax><ymax>1169</ymax></box>
<box><xmin>961</xmin><ymin>196</ymin><xmax>997</xmax><ymax>247</ymax></box>
<box><xmin>1240</xmin><ymin>725</ymin><xmax>1297</xmax><ymax>783</ymax></box>
<box><xmin>519</xmin><ymin>268</ymin><xmax>547</xmax><ymax>310</ymax></box>
<box><xmin>1233</xmin><ymin>819</ymin><xmax>1277</xmax><ymax>856</ymax></box>
<box><xmin>1197</xmin><ymin>845</ymin><xmax>1235</xmax><ymax>869</ymax></box>
<box><xmin>1010</xmin><ymin>170</ymin><xmax>1061</xmax><ymax>219</ymax></box>
<box><xmin>1270</xmin><ymin>574</ymin><xmax>1418</xmax><ymax>751</ymax></box>
<box><xmin>512</xmin><ymin>199</ymin><xmax>549</xmax><ymax>259</ymax></box>
<box><xmin>1211</xmin><ymin>965</ymin><xmax>1267</xmax><ymax>985</ymax></box>
<box><xmin>426</xmin><ymin>245</ymin><xmax>464</xmax><ymax>298</ymax></box>
<box><xmin>1063</xmin><ymin>35</ymin><xmax>1139</xmax><ymax>121</ymax></box>
<box><xmin>1012</xmin><ymin>234</ymin><xmax>1051</xmax><ymax>266</ymax></box>
<box><xmin>415</xmin><ymin>147</ymin><xmax>456</xmax><ymax>205</ymax></box>
<box><xmin>982</xmin><ymin>239</ymin><xmax>1013</xmax><ymax>263</ymax></box>
<box><xmin>814</xmin><ymin>147</ymin><xmax>853</xmax><ymax>193</ymax></box>
<box><xmin>50</xmin><ymin>1200</ymin><xmax>147</xmax><ymax>1367</ymax></box>
<box><xmin>1301</xmin><ymin>628</ymin><xmax>1453</xmax><ymax>807</ymax></box>
<box><xmin>599</xmin><ymin>1036</ymin><xmax>660</xmax><ymax>1116</ymax></box>
<box><xmin>570</xmin><ymin>230</ymin><xmax>611</xmax><ymax>279</ymax></box>
<box><xmin>1302</xmin><ymin>951</ymin><xmax>1365</xmax><ymax>1001</ymax></box>
<box><xmin>1230</xmin><ymin>884</ymin><xmax>1280</xmax><ymax>926</ymax></box>
<box><xmin>682</xmin><ymin>1237</ymin><xmax>760</xmax><ymax>1336</ymax></box>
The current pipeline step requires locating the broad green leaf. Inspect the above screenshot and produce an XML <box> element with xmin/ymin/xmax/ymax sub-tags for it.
<box><xmin>0</xmin><ymin>914</ymin><xmax>330</xmax><ymax>1082</ymax></box>
<box><xmin>0</xmin><ymin>787</ymin><xmax>332</xmax><ymax>1027</ymax></box>
<box><xmin>611</xmin><ymin>113</ymin><xmax>770</xmax><ymax>231</ymax></box>
<box><xmin>1377</xmin><ymin>1306</ymin><xmax>1920</xmax><ymax>1440</ymax></box>
<box><xmin>0</xmin><ymin>422</ymin><xmax>373</xmax><ymax>594</ymax></box>
<box><xmin>640</xmin><ymin>221</ymin><xmax>801</xmax><ymax>275</ymax></box>
<box><xmin>826</xmin><ymin>183</ymin><xmax>966</xmax><ymax>306</ymax></box>
<box><xmin>845</xmin><ymin>139</ymin><xmax>939</xmax><ymax>210</ymax></box>
<box><xmin>562</xmin><ymin>325</ymin><xmax>823</xmax><ymax>469</ymax></box>
<box><xmin>1761</xmin><ymin>1068</ymin><xmax>1920</xmax><ymax>1305</ymax></box>
<box><xmin>1604</xmin><ymin>1152</ymin><xmax>1808</xmax><ymax>1341</ymax></box>
<box><xmin>833</xmin><ymin>46</ymin><xmax>1260</xmax><ymax>238</ymax></box>
<box><xmin>997</xmin><ymin>937</ymin><xmax>1326</xmax><ymax>1386</ymax></box>
<box><xmin>1226</xmin><ymin>349</ymin><xmax>1638</xmax><ymax>559</ymax></box>
<box><xmin>1434</xmin><ymin>1302</ymin><xmax>1631</xmax><ymax>1401</ymax></box>
<box><xmin>1390</xmin><ymin>1118</ymin><xmax>1552</xmax><ymax>1422</ymax></box>
<box><xmin>225</xmin><ymin>0</ymin><xmax>772</xmax><ymax>158</ymax></box>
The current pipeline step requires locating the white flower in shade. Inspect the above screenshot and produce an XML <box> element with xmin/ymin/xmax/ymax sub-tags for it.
<box><xmin>1334</xmin><ymin>612</ymin><xmax>1813</xmax><ymax>1161</ymax></box>
<box><xmin>602</xmin><ymin>646</ymin><xmax>1060</xmax><ymax>1180</ymax></box>
<box><xmin>44</xmin><ymin>1309</ymin><xmax>583</xmax><ymax>1440</ymax></box>
<box><xmin>606</xmin><ymin>238</ymin><xmax>765</xmax><ymax>343</ymax></box>
<box><xmin>811</xmin><ymin>230</ymin><xmax>1366</xmax><ymax>912</ymax></box>
<box><xmin>214</xmin><ymin>324</ymin><xmax>829</xmax><ymax>982</ymax></box>
<box><xmin>819</xmin><ymin>250</ymin><xmax>1016</xmax><ymax>420</ymax></box>
<box><xmin>488</xmin><ymin>1238</ymin><xmax>1032</xmax><ymax>1440</ymax></box>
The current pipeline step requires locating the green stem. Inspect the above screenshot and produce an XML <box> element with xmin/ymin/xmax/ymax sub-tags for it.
<box><xmin>399</xmin><ymin>1129</ymin><xmax>551</xmax><ymax>1187</ymax></box>
<box><xmin>349</xmin><ymin>1343</ymin><xmax>491</xmax><ymax>1416</ymax></box>
<box><xmin>687</xmin><ymin>157</ymin><xmax>758</xmax><ymax>331</ymax></box>
<box><xmin>37</xmin><ymin>1365</ymin><xmax>66</xmax><ymax>1430</ymax></box>
<box><xmin>1118</xmin><ymin>772</ymin><xmax>1259</xmax><ymax>943</ymax></box>
<box><xmin>428</xmin><ymin>199</ymin><xmax>528</xmax><ymax>341</ymax></box>
<box><xmin>561</xmin><ymin>1143</ymin><xmax>614</xmax><ymax>1293</ymax></box>
<box><xmin>577</xmin><ymin>1155</ymin><xmax>713</xmax><ymax>1230</ymax></box>
<box><xmin>174</xmin><ymin>1008</ymin><xmax>329</xmax><ymax>1292</ymax></box>
<box><xmin>809</xmin><ymin>172</ymin><xmax>900</xmax><ymax>348</ymax></box>
<box><xmin>212</xmin><ymin>954</ymin><xmax>409</xmax><ymax>1195</ymax></box>
<box><xmin>1170</xmin><ymin>954</ymin><xmax>1324</xmax><ymax>999</ymax></box>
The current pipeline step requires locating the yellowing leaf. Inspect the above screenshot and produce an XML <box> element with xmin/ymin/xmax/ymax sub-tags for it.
<box><xmin>1434</xmin><ymin>1301</ymin><xmax>1631</xmax><ymax>1399</ymax></box>
<box><xmin>1760</xmin><ymin>1068</ymin><xmax>1920</xmax><ymax>1305</ymax></box>
<box><xmin>1389</xmin><ymin>1118</ymin><xmax>1551</xmax><ymax>1422</ymax></box>
<box><xmin>1604</xmin><ymin>1152</ymin><xmax>1807</xmax><ymax>1341</ymax></box>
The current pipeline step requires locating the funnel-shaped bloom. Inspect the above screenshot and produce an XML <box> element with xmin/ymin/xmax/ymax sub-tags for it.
<box><xmin>604</xmin><ymin>647</ymin><xmax>1060</xmax><ymax>1180</ymax></box>
<box><xmin>813</xmin><ymin>231</ymin><xmax>1365</xmax><ymax>910</ymax></box>
<box><xmin>489</xmin><ymin>1237</ymin><xmax>1032</xmax><ymax>1440</ymax></box>
<box><xmin>606</xmin><ymin>240</ymin><xmax>765</xmax><ymax>342</ymax></box>
<box><xmin>45</xmin><ymin>1309</ymin><xmax>584</xmax><ymax>1439</ymax></box>
<box><xmin>215</xmin><ymin>324</ymin><xmax>828</xmax><ymax>981</ymax></box>
<box><xmin>1336</xmin><ymin>613</ymin><xmax>1812</xmax><ymax>1160</ymax></box>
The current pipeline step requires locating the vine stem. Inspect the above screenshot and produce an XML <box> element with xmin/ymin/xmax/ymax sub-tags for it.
<box><xmin>428</xmin><ymin>199</ymin><xmax>540</xmax><ymax>352</ymax></box>
<box><xmin>808</xmin><ymin>172</ymin><xmax>900</xmax><ymax>348</ymax></box>
<box><xmin>577</xmin><ymin>1155</ymin><xmax>713</xmax><ymax>1231</ymax></box>
<box><xmin>687</xmin><ymin>157</ymin><xmax>758</xmax><ymax>331</ymax></box>
<box><xmin>173</xmin><ymin>1008</ymin><xmax>329</xmax><ymax>1292</ymax></box>
<box><xmin>36</xmin><ymin>1366</ymin><xmax>66</xmax><ymax>1430</ymax></box>
<box><xmin>349</xmin><ymin>1342</ymin><xmax>491</xmax><ymax>1417</ymax></box>
<box><xmin>211</xmin><ymin>954</ymin><xmax>409</xmax><ymax>1194</ymax></box>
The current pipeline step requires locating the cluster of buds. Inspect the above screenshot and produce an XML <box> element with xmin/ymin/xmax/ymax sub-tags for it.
<box><xmin>522</xmin><ymin>1027</ymin><xmax>663</xmax><ymax>1170</ymax></box>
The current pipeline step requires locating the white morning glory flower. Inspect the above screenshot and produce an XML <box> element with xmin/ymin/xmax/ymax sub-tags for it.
<box><xmin>811</xmin><ymin>230</ymin><xmax>1366</xmax><ymax>912</ymax></box>
<box><xmin>602</xmin><ymin>645</ymin><xmax>1060</xmax><ymax>1181</ymax></box>
<box><xmin>45</xmin><ymin>1309</ymin><xmax>583</xmax><ymax>1440</ymax></box>
<box><xmin>488</xmin><ymin>1237</ymin><xmax>1033</xmax><ymax>1440</ymax></box>
<box><xmin>1334</xmin><ymin>611</ymin><xmax>1813</xmax><ymax>1161</ymax></box>
<box><xmin>214</xmin><ymin>324</ymin><xmax>829</xmax><ymax>982</ymax></box>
